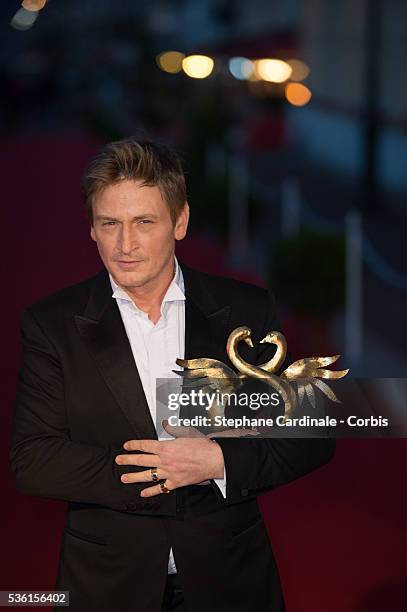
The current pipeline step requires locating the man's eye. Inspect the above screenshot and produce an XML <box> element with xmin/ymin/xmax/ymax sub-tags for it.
<box><xmin>102</xmin><ymin>221</ymin><xmax>116</xmax><ymax>226</ymax></box>
<box><xmin>139</xmin><ymin>219</ymin><xmax>153</xmax><ymax>224</ymax></box>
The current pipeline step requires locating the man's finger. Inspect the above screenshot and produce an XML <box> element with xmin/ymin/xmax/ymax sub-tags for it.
<box><xmin>123</xmin><ymin>439</ymin><xmax>162</xmax><ymax>452</ymax></box>
<box><xmin>140</xmin><ymin>480</ymin><xmax>176</xmax><ymax>498</ymax></box>
<box><xmin>115</xmin><ymin>453</ymin><xmax>160</xmax><ymax>467</ymax></box>
<box><xmin>120</xmin><ymin>468</ymin><xmax>167</xmax><ymax>484</ymax></box>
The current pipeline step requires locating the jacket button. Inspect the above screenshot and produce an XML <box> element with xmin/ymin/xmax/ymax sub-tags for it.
<box><xmin>241</xmin><ymin>489</ymin><xmax>249</xmax><ymax>497</ymax></box>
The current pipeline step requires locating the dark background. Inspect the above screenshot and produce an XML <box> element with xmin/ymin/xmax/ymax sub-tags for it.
<box><xmin>1</xmin><ymin>1</ymin><xmax>406</xmax><ymax>610</ymax></box>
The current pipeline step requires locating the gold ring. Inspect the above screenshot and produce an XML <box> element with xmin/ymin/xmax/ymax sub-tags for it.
<box><xmin>159</xmin><ymin>480</ymin><xmax>171</xmax><ymax>494</ymax></box>
<box><xmin>151</xmin><ymin>468</ymin><xmax>159</xmax><ymax>482</ymax></box>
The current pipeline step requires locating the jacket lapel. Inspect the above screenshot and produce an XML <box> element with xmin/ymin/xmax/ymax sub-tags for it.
<box><xmin>74</xmin><ymin>269</ymin><xmax>157</xmax><ymax>439</ymax></box>
<box><xmin>180</xmin><ymin>261</ymin><xmax>231</xmax><ymax>362</ymax></box>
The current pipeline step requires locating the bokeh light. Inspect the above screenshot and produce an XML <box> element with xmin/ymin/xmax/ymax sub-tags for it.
<box><xmin>156</xmin><ymin>51</ymin><xmax>185</xmax><ymax>74</ymax></box>
<box><xmin>248</xmin><ymin>70</ymin><xmax>261</xmax><ymax>82</ymax></box>
<box><xmin>182</xmin><ymin>55</ymin><xmax>214</xmax><ymax>79</ymax></box>
<box><xmin>287</xmin><ymin>59</ymin><xmax>310</xmax><ymax>82</ymax></box>
<box><xmin>254</xmin><ymin>59</ymin><xmax>292</xmax><ymax>83</ymax></box>
<box><xmin>229</xmin><ymin>57</ymin><xmax>254</xmax><ymax>80</ymax></box>
<box><xmin>22</xmin><ymin>0</ymin><xmax>47</xmax><ymax>11</ymax></box>
<box><xmin>285</xmin><ymin>82</ymin><xmax>312</xmax><ymax>106</ymax></box>
<box><xmin>10</xmin><ymin>8</ymin><xmax>39</xmax><ymax>30</ymax></box>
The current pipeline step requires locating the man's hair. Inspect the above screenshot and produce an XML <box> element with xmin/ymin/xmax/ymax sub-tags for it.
<box><xmin>82</xmin><ymin>138</ymin><xmax>187</xmax><ymax>226</ymax></box>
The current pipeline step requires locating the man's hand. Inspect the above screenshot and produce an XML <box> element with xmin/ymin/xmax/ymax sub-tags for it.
<box><xmin>115</xmin><ymin>432</ymin><xmax>225</xmax><ymax>497</ymax></box>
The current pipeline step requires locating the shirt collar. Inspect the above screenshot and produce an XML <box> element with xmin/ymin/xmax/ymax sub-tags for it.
<box><xmin>109</xmin><ymin>256</ymin><xmax>185</xmax><ymax>311</ymax></box>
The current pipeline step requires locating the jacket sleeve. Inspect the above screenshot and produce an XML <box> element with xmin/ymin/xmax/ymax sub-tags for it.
<box><xmin>213</xmin><ymin>290</ymin><xmax>336</xmax><ymax>505</ymax></box>
<box><xmin>9</xmin><ymin>308</ymin><xmax>155</xmax><ymax>512</ymax></box>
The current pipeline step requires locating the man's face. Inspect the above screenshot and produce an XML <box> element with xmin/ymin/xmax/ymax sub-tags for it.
<box><xmin>90</xmin><ymin>179</ymin><xmax>189</xmax><ymax>292</ymax></box>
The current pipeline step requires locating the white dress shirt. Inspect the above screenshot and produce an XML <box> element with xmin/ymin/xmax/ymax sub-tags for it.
<box><xmin>109</xmin><ymin>256</ymin><xmax>226</xmax><ymax>574</ymax></box>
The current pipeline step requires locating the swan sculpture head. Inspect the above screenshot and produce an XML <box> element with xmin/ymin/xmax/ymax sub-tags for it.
<box><xmin>227</xmin><ymin>326</ymin><xmax>254</xmax><ymax>351</ymax></box>
<box><xmin>240</xmin><ymin>327</ymin><xmax>254</xmax><ymax>348</ymax></box>
<box><xmin>226</xmin><ymin>326</ymin><xmax>255</xmax><ymax>375</ymax></box>
<box><xmin>257</xmin><ymin>330</ymin><xmax>287</xmax><ymax>372</ymax></box>
<box><xmin>259</xmin><ymin>331</ymin><xmax>283</xmax><ymax>345</ymax></box>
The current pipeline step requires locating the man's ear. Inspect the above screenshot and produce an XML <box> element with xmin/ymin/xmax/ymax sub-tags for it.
<box><xmin>174</xmin><ymin>202</ymin><xmax>190</xmax><ymax>241</ymax></box>
<box><xmin>90</xmin><ymin>225</ymin><xmax>96</xmax><ymax>242</ymax></box>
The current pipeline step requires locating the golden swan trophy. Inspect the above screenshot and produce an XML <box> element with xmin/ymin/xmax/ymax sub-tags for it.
<box><xmin>174</xmin><ymin>326</ymin><xmax>349</xmax><ymax>429</ymax></box>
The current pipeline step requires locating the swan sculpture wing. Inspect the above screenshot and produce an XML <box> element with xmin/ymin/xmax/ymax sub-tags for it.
<box><xmin>281</xmin><ymin>356</ymin><xmax>348</xmax><ymax>408</ymax></box>
<box><xmin>259</xmin><ymin>330</ymin><xmax>349</xmax><ymax>409</ymax></box>
<box><xmin>173</xmin><ymin>357</ymin><xmax>245</xmax><ymax>424</ymax></box>
<box><xmin>281</xmin><ymin>354</ymin><xmax>349</xmax><ymax>381</ymax></box>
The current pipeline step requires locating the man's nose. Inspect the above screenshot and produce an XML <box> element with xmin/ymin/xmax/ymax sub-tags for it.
<box><xmin>118</xmin><ymin>224</ymin><xmax>139</xmax><ymax>254</ymax></box>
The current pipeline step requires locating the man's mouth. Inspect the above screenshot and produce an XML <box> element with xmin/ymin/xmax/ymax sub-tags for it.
<box><xmin>116</xmin><ymin>260</ymin><xmax>144</xmax><ymax>267</ymax></box>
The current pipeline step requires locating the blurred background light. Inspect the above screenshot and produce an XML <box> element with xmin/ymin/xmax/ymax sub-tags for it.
<box><xmin>22</xmin><ymin>0</ymin><xmax>47</xmax><ymax>11</ymax></box>
<box><xmin>287</xmin><ymin>59</ymin><xmax>310</xmax><ymax>82</ymax></box>
<box><xmin>254</xmin><ymin>59</ymin><xmax>292</xmax><ymax>83</ymax></box>
<box><xmin>229</xmin><ymin>57</ymin><xmax>254</xmax><ymax>80</ymax></box>
<box><xmin>156</xmin><ymin>51</ymin><xmax>185</xmax><ymax>74</ymax></box>
<box><xmin>248</xmin><ymin>70</ymin><xmax>261</xmax><ymax>82</ymax></box>
<box><xmin>182</xmin><ymin>55</ymin><xmax>214</xmax><ymax>79</ymax></box>
<box><xmin>285</xmin><ymin>82</ymin><xmax>312</xmax><ymax>106</ymax></box>
<box><xmin>10</xmin><ymin>8</ymin><xmax>39</xmax><ymax>30</ymax></box>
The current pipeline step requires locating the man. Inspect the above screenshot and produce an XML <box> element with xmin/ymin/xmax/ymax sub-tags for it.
<box><xmin>10</xmin><ymin>138</ymin><xmax>335</xmax><ymax>611</ymax></box>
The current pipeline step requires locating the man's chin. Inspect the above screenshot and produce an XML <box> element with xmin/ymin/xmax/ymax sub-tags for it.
<box><xmin>115</xmin><ymin>272</ymin><xmax>148</xmax><ymax>289</ymax></box>
<box><xmin>110</xmin><ymin>267</ymin><xmax>148</xmax><ymax>289</ymax></box>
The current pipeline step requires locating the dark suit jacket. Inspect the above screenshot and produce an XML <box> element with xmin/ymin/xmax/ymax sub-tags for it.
<box><xmin>9</xmin><ymin>261</ymin><xmax>335</xmax><ymax>612</ymax></box>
